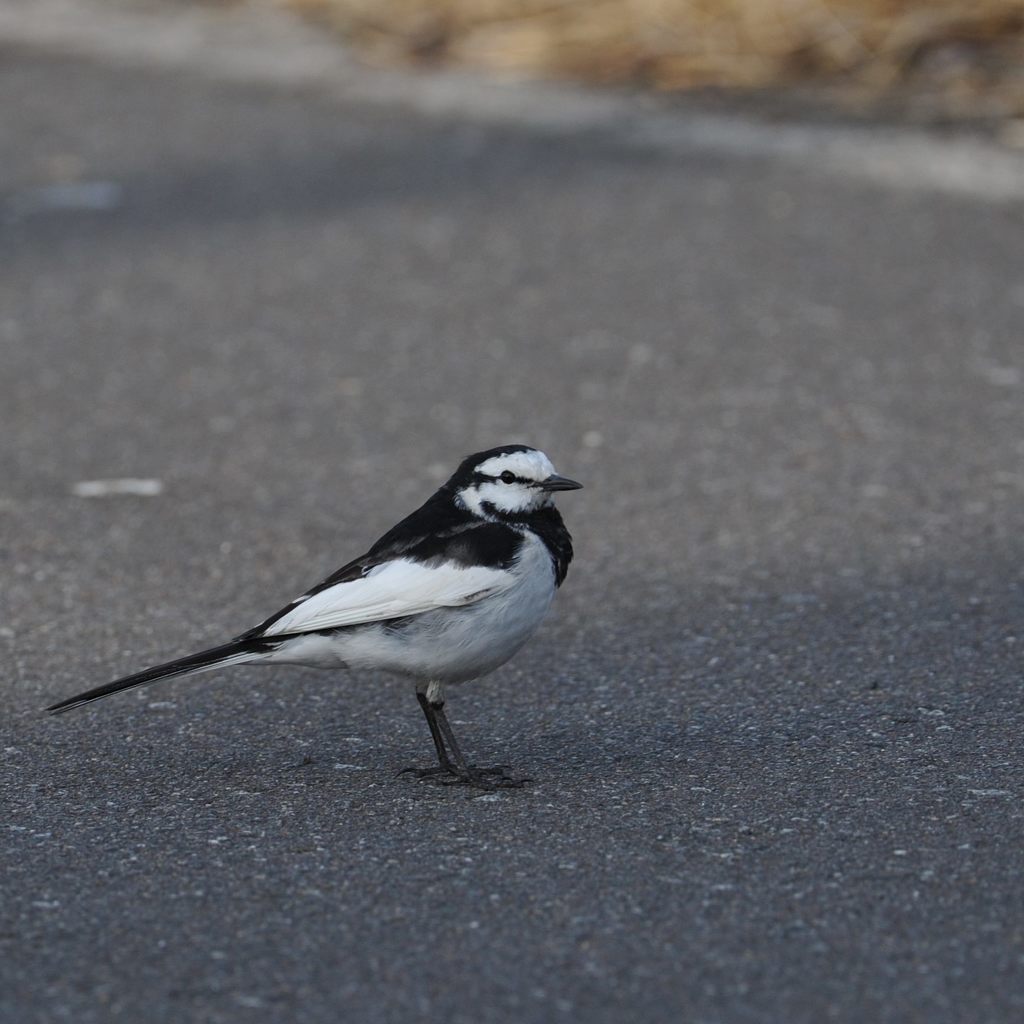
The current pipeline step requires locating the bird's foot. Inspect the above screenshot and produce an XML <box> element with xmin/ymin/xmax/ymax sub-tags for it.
<box><xmin>400</xmin><ymin>763</ymin><xmax>530</xmax><ymax>790</ymax></box>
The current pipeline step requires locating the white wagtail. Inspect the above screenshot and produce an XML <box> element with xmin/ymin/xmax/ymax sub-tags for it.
<box><xmin>48</xmin><ymin>445</ymin><xmax>582</xmax><ymax>789</ymax></box>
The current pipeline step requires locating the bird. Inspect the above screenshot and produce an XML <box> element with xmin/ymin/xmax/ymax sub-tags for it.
<box><xmin>47</xmin><ymin>444</ymin><xmax>582</xmax><ymax>789</ymax></box>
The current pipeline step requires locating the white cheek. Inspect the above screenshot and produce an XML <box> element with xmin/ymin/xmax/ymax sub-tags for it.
<box><xmin>458</xmin><ymin>480</ymin><xmax>551</xmax><ymax>515</ymax></box>
<box><xmin>478</xmin><ymin>482</ymin><xmax>513</xmax><ymax>510</ymax></box>
<box><xmin>478</xmin><ymin>482</ymin><xmax>538</xmax><ymax>513</ymax></box>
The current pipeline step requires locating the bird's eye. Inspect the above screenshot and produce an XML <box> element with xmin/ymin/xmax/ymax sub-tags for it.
<box><xmin>499</xmin><ymin>471</ymin><xmax>517</xmax><ymax>484</ymax></box>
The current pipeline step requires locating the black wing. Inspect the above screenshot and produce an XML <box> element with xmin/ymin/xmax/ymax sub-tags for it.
<box><xmin>237</xmin><ymin>494</ymin><xmax>522</xmax><ymax>640</ymax></box>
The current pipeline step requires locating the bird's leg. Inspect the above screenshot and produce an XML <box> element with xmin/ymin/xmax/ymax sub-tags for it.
<box><xmin>430</xmin><ymin>700</ymin><xmax>470</xmax><ymax>773</ymax></box>
<box><xmin>403</xmin><ymin>682</ymin><xmax>529</xmax><ymax>790</ymax></box>
<box><xmin>416</xmin><ymin>690</ymin><xmax>455</xmax><ymax>773</ymax></box>
<box><xmin>400</xmin><ymin>684</ymin><xmax>456</xmax><ymax>780</ymax></box>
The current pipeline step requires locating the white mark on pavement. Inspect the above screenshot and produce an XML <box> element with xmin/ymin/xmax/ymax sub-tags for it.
<box><xmin>72</xmin><ymin>479</ymin><xmax>164</xmax><ymax>498</ymax></box>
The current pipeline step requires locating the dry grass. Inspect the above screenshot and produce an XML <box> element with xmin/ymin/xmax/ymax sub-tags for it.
<box><xmin>285</xmin><ymin>0</ymin><xmax>1024</xmax><ymax>117</ymax></box>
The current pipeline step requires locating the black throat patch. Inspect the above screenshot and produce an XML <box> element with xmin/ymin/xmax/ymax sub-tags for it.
<box><xmin>480</xmin><ymin>503</ymin><xmax>574</xmax><ymax>587</ymax></box>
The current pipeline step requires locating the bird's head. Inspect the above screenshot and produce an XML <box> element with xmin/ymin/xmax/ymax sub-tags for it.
<box><xmin>448</xmin><ymin>445</ymin><xmax>582</xmax><ymax>519</ymax></box>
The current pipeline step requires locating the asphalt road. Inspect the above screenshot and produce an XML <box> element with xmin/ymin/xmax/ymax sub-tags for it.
<box><xmin>2</xmin><ymin>40</ymin><xmax>1024</xmax><ymax>1024</ymax></box>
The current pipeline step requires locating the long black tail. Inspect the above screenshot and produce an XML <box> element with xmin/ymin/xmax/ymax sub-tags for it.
<box><xmin>46</xmin><ymin>639</ymin><xmax>266</xmax><ymax>715</ymax></box>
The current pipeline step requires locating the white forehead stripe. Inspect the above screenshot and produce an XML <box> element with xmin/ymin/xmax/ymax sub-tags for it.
<box><xmin>476</xmin><ymin>450</ymin><xmax>555</xmax><ymax>481</ymax></box>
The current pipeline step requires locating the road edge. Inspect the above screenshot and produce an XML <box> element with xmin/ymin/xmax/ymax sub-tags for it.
<box><xmin>3</xmin><ymin>0</ymin><xmax>1024</xmax><ymax>203</ymax></box>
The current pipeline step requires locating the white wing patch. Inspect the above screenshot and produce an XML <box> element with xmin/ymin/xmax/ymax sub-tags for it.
<box><xmin>260</xmin><ymin>558</ymin><xmax>512</xmax><ymax>637</ymax></box>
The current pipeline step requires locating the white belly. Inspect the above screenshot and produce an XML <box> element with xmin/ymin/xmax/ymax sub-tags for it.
<box><xmin>266</xmin><ymin>533</ymin><xmax>558</xmax><ymax>684</ymax></box>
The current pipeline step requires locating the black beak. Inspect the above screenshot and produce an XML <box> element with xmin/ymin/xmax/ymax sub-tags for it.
<box><xmin>540</xmin><ymin>474</ymin><xmax>583</xmax><ymax>492</ymax></box>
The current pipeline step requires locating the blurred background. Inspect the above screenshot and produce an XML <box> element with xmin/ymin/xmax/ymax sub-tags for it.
<box><xmin>289</xmin><ymin>0</ymin><xmax>1024</xmax><ymax>122</ymax></box>
<box><xmin>3</xmin><ymin>2</ymin><xmax>1024</xmax><ymax>1022</ymax></box>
